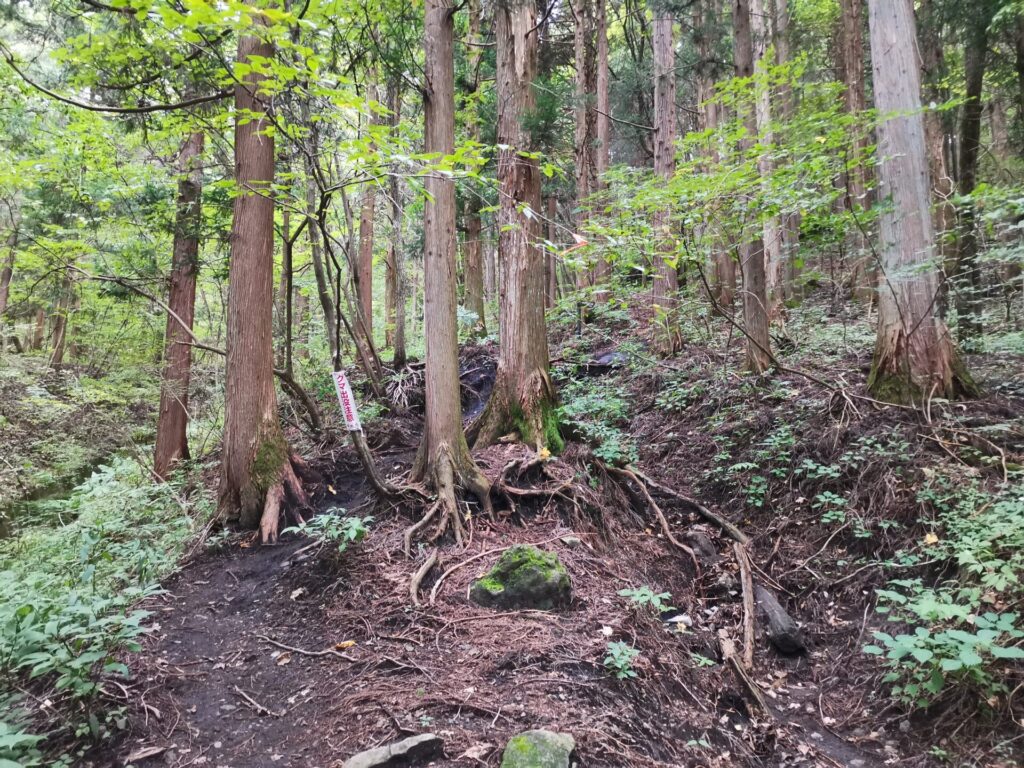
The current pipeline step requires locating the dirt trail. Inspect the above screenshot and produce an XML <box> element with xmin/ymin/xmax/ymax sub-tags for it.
<box><xmin>90</xmin><ymin>480</ymin><xmax>888</xmax><ymax>767</ymax></box>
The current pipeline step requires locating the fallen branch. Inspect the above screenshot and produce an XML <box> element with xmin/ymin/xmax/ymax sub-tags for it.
<box><xmin>232</xmin><ymin>685</ymin><xmax>283</xmax><ymax>717</ymax></box>
<box><xmin>254</xmin><ymin>634</ymin><xmax>356</xmax><ymax>661</ymax></box>
<box><xmin>718</xmin><ymin>631</ymin><xmax>771</xmax><ymax>718</ymax></box>
<box><xmin>734</xmin><ymin>543</ymin><xmax>756</xmax><ymax>670</ymax></box>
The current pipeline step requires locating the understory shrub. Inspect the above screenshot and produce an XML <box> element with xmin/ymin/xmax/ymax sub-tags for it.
<box><xmin>864</xmin><ymin>477</ymin><xmax>1024</xmax><ymax>709</ymax></box>
<box><xmin>0</xmin><ymin>457</ymin><xmax>207</xmax><ymax>764</ymax></box>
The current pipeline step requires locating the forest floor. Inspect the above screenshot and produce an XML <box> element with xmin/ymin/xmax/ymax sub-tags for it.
<box><xmin>81</xmin><ymin>300</ymin><xmax>1024</xmax><ymax>768</ymax></box>
<box><xmin>0</xmin><ymin>354</ymin><xmax>163</xmax><ymax>525</ymax></box>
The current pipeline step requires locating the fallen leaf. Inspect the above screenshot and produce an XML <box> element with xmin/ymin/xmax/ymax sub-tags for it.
<box><xmin>276</xmin><ymin>653</ymin><xmax>292</xmax><ymax>666</ymax></box>
<box><xmin>924</xmin><ymin>532</ymin><xmax>940</xmax><ymax>546</ymax></box>
<box><xmin>335</xmin><ymin>640</ymin><xmax>356</xmax><ymax>649</ymax></box>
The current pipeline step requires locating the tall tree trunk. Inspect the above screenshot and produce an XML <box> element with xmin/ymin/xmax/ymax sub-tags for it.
<box><xmin>774</xmin><ymin>0</ymin><xmax>799</xmax><ymax>300</ymax></box>
<box><xmin>697</xmin><ymin>0</ymin><xmax>734</xmax><ymax>307</ymax></box>
<box><xmin>29</xmin><ymin>307</ymin><xmax>45</xmax><ymax>351</ymax></box>
<box><xmin>411</xmin><ymin>0</ymin><xmax>491</xmax><ymax>545</ymax></box>
<box><xmin>651</xmin><ymin>7</ymin><xmax>682</xmax><ymax>356</ymax></box>
<box><xmin>733</xmin><ymin>0</ymin><xmax>772</xmax><ymax>372</ymax></box>
<box><xmin>1015</xmin><ymin>17</ymin><xmax>1024</xmax><ymax>145</ymax></box>
<box><xmin>300</xmin><ymin>99</ymin><xmax>339</xmax><ymax>363</ymax></box>
<box><xmin>546</xmin><ymin>195</ymin><xmax>559</xmax><ymax>306</ymax></box>
<box><xmin>0</xmin><ymin>229</ymin><xmax>16</xmax><ymax>346</ymax></box>
<box><xmin>989</xmin><ymin>99</ymin><xmax>1010</xmax><ymax>171</ymax></box>
<box><xmin>839</xmin><ymin>0</ymin><xmax>872</xmax><ymax>300</ymax></box>
<box><xmin>596</xmin><ymin>0</ymin><xmax>610</xmax><ymax>180</ymax></box>
<box><xmin>471</xmin><ymin>0</ymin><xmax>559</xmax><ymax>450</ymax></box>
<box><xmin>49</xmin><ymin>270</ymin><xmax>73</xmax><ymax>369</ymax></box>
<box><xmin>954</xmin><ymin>2</ymin><xmax>996</xmax><ymax>341</ymax></box>
<box><xmin>462</xmin><ymin>0</ymin><xmax>487</xmax><ymax>338</ymax></box>
<box><xmin>358</xmin><ymin>157</ymin><xmax>378</xmax><ymax>348</ymax></box>
<box><xmin>917</xmin><ymin>0</ymin><xmax>956</xmax><ymax>312</ymax></box>
<box><xmin>591</xmin><ymin>0</ymin><xmax>611</xmax><ymax>294</ymax></box>
<box><xmin>385</xmin><ymin>78</ymin><xmax>408</xmax><ymax>366</ymax></box>
<box><xmin>750</xmin><ymin>0</ymin><xmax>784</xmax><ymax>321</ymax></box>
<box><xmin>154</xmin><ymin>131</ymin><xmax>204</xmax><ymax>480</ymax></box>
<box><xmin>574</xmin><ymin>0</ymin><xmax>598</xmax><ymax>290</ymax></box>
<box><xmin>865</xmin><ymin>0</ymin><xmax>976</xmax><ymax>403</ymax></box>
<box><xmin>219</xmin><ymin>7</ymin><xmax>306</xmax><ymax>542</ymax></box>
<box><xmin>294</xmin><ymin>289</ymin><xmax>309</xmax><ymax>358</ymax></box>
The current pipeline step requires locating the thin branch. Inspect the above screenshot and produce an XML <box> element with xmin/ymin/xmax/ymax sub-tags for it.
<box><xmin>1</xmin><ymin>44</ymin><xmax>229</xmax><ymax>115</ymax></box>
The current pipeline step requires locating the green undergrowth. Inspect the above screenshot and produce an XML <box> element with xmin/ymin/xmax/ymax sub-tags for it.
<box><xmin>864</xmin><ymin>475</ymin><xmax>1024</xmax><ymax>711</ymax></box>
<box><xmin>0</xmin><ymin>456</ymin><xmax>210</xmax><ymax>766</ymax></box>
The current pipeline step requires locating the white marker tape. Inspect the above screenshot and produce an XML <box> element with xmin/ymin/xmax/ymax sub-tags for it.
<box><xmin>331</xmin><ymin>370</ymin><xmax>362</xmax><ymax>431</ymax></box>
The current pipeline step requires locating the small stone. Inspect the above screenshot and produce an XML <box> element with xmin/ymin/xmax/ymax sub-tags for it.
<box><xmin>343</xmin><ymin>734</ymin><xmax>443</xmax><ymax>768</ymax></box>
<box><xmin>470</xmin><ymin>545</ymin><xmax>571</xmax><ymax>611</ymax></box>
<box><xmin>500</xmin><ymin>730</ymin><xmax>575</xmax><ymax>768</ymax></box>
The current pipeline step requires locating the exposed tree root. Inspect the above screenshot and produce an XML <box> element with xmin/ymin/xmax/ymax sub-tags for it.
<box><xmin>625</xmin><ymin>466</ymin><xmax>750</xmax><ymax>545</ymax></box>
<box><xmin>409</xmin><ymin>548</ymin><xmax>439</xmax><ymax>607</ymax></box>
<box><xmin>405</xmin><ymin>443</ymin><xmax>493</xmax><ymax>553</ymax></box>
<box><xmin>718</xmin><ymin>630</ymin><xmax>771</xmax><ymax>718</ymax></box>
<box><xmin>603</xmin><ymin>463</ymin><xmax>702</xmax><ymax>578</ymax></box>
<box><xmin>259</xmin><ymin>455</ymin><xmax>310</xmax><ymax>544</ymax></box>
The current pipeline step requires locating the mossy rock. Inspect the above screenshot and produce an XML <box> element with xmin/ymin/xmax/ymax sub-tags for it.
<box><xmin>500</xmin><ymin>730</ymin><xmax>575</xmax><ymax>768</ymax></box>
<box><xmin>470</xmin><ymin>545</ymin><xmax>571</xmax><ymax>611</ymax></box>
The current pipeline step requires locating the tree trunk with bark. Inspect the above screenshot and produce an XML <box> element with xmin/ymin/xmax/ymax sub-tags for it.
<box><xmin>916</xmin><ymin>0</ymin><xmax>956</xmax><ymax>310</ymax></box>
<box><xmin>462</xmin><ymin>0</ymin><xmax>487</xmax><ymax>337</ymax></box>
<box><xmin>0</xmin><ymin>229</ymin><xmax>16</xmax><ymax>347</ymax></box>
<box><xmin>29</xmin><ymin>307</ymin><xmax>45</xmax><ymax>351</ymax></box>
<box><xmin>412</xmin><ymin>0</ymin><xmax>491</xmax><ymax>545</ymax></box>
<box><xmin>865</xmin><ymin>0</ymin><xmax>976</xmax><ymax>403</ymax></box>
<box><xmin>774</xmin><ymin>0</ymin><xmax>799</xmax><ymax>300</ymax></box>
<box><xmin>651</xmin><ymin>8</ymin><xmax>682</xmax><ymax>356</ymax></box>
<box><xmin>696</xmin><ymin>0</ymin><xmax>734</xmax><ymax>308</ymax></box>
<box><xmin>591</xmin><ymin>0</ymin><xmax>611</xmax><ymax>293</ymax></box>
<box><xmin>471</xmin><ymin>0</ymin><xmax>560</xmax><ymax>450</ymax></box>
<box><xmin>154</xmin><ymin>131</ymin><xmax>204</xmax><ymax>480</ymax></box>
<box><xmin>356</xmin><ymin>104</ymin><xmax>377</xmax><ymax>349</ymax></box>
<box><xmin>574</xmin><ymin>0</ymin><xmax>598</xmax><ymax>290</ymax></box>
<box><xmin>385</xmin><ymin>79</ymin><xmax>408</xmax><ymax>366</ymax></box>
<box><xmin>219</xmin><ymin>8</ymin><xmax>307</xmax><ymax>542</ymax></box>
<box><xmin>750</xmin><ymin>0</ymin><xmax>784</xmax><ymax>320</ymax></box>
<box><xmin>733</xmin><ymin>0</ymin><xmax>772</xmax><ymax>372</ymax></box>
<box><xmin>49</xmin><ymin>270</ymin><xmax>74</xmax><ymax>369</ymax></box>
<box><xmin>299</xmin><ymin>98</ymin><xmax>339</xmax><ymax>364</ymax></box>
<box><xmin>954</xmin><ymin>1</ymin><xmax>996</xmax><ymax>341</ymax></box>
<box><xmin>546</xmin><ymin>195</ymin><xmax>559</xmax><ymax>306</ymax></box>
<box><xmin>839</xmin><ymin>0</ymin><xmax>872</xmax><ymax>299</ymax></box>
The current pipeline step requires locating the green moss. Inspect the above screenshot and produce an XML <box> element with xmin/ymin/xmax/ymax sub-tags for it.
<box><xmin>250</xmin><ymin>431</ymin><xmax>287</xmax><ymax>494</ymax></box>
<box><xmin>500</xmin><ymin>730</ymin><xmax>575</xmax><ymax>768</ymax></box>
<box><xmin>509</xmin><ymin>400</ymin><xmax>564</xmax><ymax>455</ymax></box>
<box><xmin>470</xmin><ymin>545</ymin><xmax>571</xmax><ymax>610</ymax></box>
